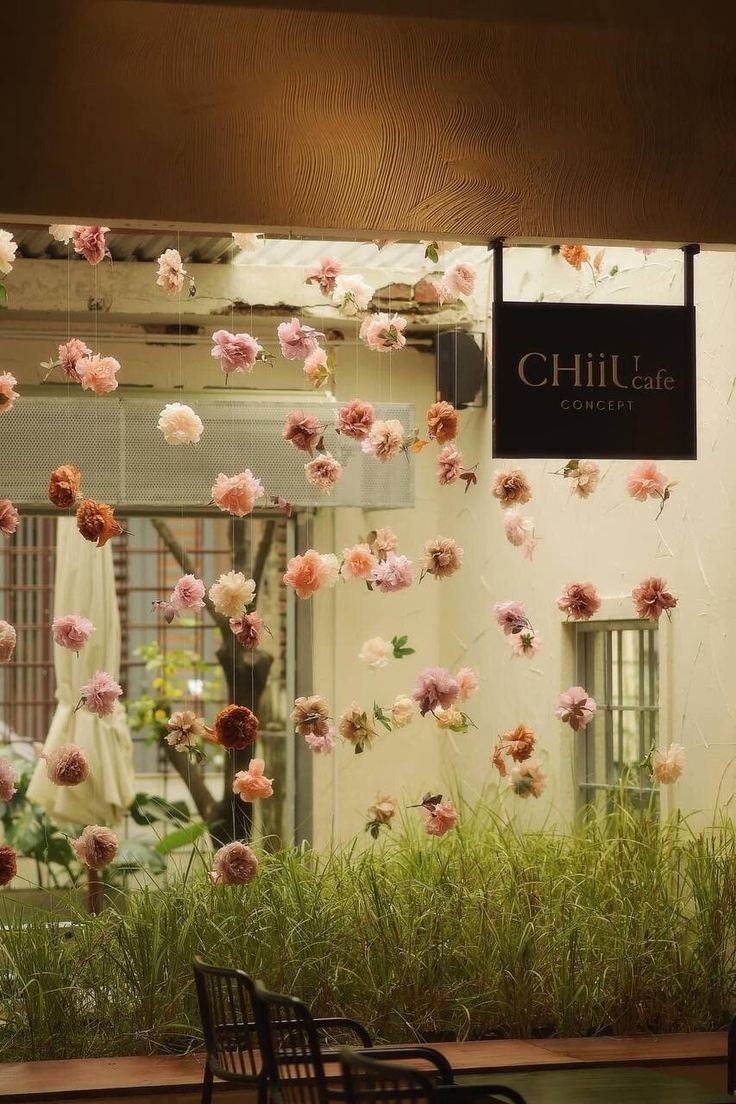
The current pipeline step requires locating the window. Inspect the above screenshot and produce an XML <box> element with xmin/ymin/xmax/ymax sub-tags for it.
<box><xmin>575</xmin><ymin>620</ymin><xmax>659</xmax><ymax>810</ymax></box>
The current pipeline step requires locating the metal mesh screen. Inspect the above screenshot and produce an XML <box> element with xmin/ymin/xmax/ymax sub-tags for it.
<box><xmin>0</xmin><ymin>395</ymin><xmax>415</xmax><ymax>511</ymax></box>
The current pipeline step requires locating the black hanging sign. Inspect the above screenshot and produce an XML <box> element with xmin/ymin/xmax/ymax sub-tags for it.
<box><xmin>491</xmin><ymin>244</ymin><xmax>698</xmax><ymax>460</ymax></box>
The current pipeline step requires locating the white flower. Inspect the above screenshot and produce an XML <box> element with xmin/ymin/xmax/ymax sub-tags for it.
<box><xmin>390</xmin><ymin>695</ymin><xmax>415</xmax><ymax>728</ymax></box>
<box><xmin>435</xmin><ymin>707</ymin><xmax>463</xmax><ymax>730</ymax></box>
<box><xmin>157</xmin><ymin>402</ymin><xmax>203</xmax><ymax>444</ymax></box>
<box><xmin>503</xmin><ymin>507</ymin><xmax>534</xmax><ymax>548</ymax></box>
<box><xmin>232</xmin><ymin>232</ymin><xmax>264</xmax><ymax>252</ymax></box>
<box><xmin>156</xmin><ymin>248</ymin><xmax>187</xmax><ymax>295</ymax></box>
<box><xmin>359</xmin><ymin>636</ymin><xmax>392</xmax><ymax>668</ymax></box>
<box><xmin>49</xmin><ymin>224</ymin><xmax>77</xmax><ymax>244</ymax></box>
<box><xmin>0</xmin><ymin>230</ymin><xmax>18</xmax><ymax>277</ymax></box>
<box><xmin>651</xmin><ymin>743</ymin><xmax>685</xmax><ymax>784</ymax></box>
<box><xmin>319</xmin><ymin>553</ymin><xmax>340</xmax><ymax>587</ymax></box>
<box><xmin>208</xmin><ymin>571</ymin><xmax>256</xmax><ymax>618</ymax></box>
<box><xmin>332</xmin><ymin>274</ymin><xmax>374</xmax><ymax>315</ymax></box>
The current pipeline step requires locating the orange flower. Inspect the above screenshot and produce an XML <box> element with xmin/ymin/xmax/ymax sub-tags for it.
<box><xmin>76</xmin><ymin>499</ymin><xmax>123</xmax><ymax>547</ymax></box>
<box><xmin>426</xmin><ymin>400</ymin><xmax>459</xmax><ymax>443</ymax></box>
<box><xmin>560</xmin><ymin>244</ymin><xmax>590</xmax><ymax>270</ymax></box>
<box><xmin>48</xmin><ymin>464</ymin><xmax>81</xmax><ymax>509</ymax></box>
<box><xmin>208</xmin><ymin>704</ymin><xmax>259</xmax><ymax>750</ymax></box>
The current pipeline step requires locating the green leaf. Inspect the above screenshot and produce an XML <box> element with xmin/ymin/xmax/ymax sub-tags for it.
<box><xmin>113</xmin><ymin>839</ymin><xmax>167</xmax><ymax>873</ymax></box>
<box><xmin>154</xmin><ymin>821</ymin><xmax>206</xmax><ymax>855</ymax></box>
<box><xmin>128</xmin><ymin>792</ymin><xmax>191</xmax><ymax>826</ymax></box>
<box><xmin>0</xmin><ymin>283</ymin><xmax>7</xmax><ymax>305</ymax></box>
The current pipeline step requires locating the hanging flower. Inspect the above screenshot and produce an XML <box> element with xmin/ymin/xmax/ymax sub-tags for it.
<box><xmin>359</xmin><ymin>312</ymin><xmax>407</xmax><ymax>352</ymax></box>
<box><xmin>76</xmin><ymin>500</ymin><xmax>123</xmax><ymax>547</ymax></box>
<box><xmin>291</xmin><ymin>694</ymin><xmax>331</xmax><ymax>737</ymax></box>
<box><xmin>54</xmin><ymin>337</ymin><xmax>92</xmax><ymax>383</ymax></box>
<box><xmin>49</xmin><ymin>464</ymin><xmax>82</xmax><ymax>510</ymax></box>
<box><xmin>363</xmin><ymin>419</ymin><xmax>405</xmax><ymax>462</ymax></box>
<box><xmin>0</xmin><ymin>372</ymin><xmax>19</xmax><ymax>413</ymax></box>
<box><xmin>211</xmin><ymin>329</ymin><xmax>263</xmax><ymax>376</ymax></box>
<box><xmin>305</xmin><ymin>257</ymin><xmax>342</xmax><ymax>296</ymax></box>
<box><xmin>422</xmin><ymin>536</ymin><xmax>463</xmax><ymax>580</ymax></box>
<box><xmin>72</xmin><ymin>825</ymin><xmax>119</xmax><ymax>868</ymax></box>
<box><xmin>632</xmin><ymin>576</ymin><xmax>677</xmax><ymax>621</ymax></box>
<box><xmin>366</xmin><ymin>793</ymin><xmax>396</xmax><ymax>837</ymax></box>
<box><xmin>510</xmin><ymin>629</ymin><xmax>542</xmax><ymax>658</ymax></box>
<box><xmin>303</xmin><ymin>347</ymin><xmax>333</xmax><ymax>388</ymax></box>
<box><xmin>232</xmin><ymin>232</ymin><xmax>264</xmax><ymax>252</ymax></box>
<box><xmin>493</xmin><ymin>600</ymin><xmax>530</xmax><ymax>635</ymax></box>
<box><xmin>508</xmin><ymin>760</ymin><xmax>547</xmax><ymax>798</ymax></box>
<box><xmin>0</xmin><ymin>621</ymin><xmax>17</xmax><ymax>663</ymax></box>
<box><xmin>442</xmin><ymin>261</ymin><xmax>476</xmax><ymax>298</ymax></box>
<box><xmin>626</xmin><ymin>461</ymin><xmax>674</xmax><ymax>515</ymax></box>
<box><xmin>38</xmin><ymin>742</ymin><xmax>90</xmax><ymax>786</ymax></box>
<box><xmin>229</xmin><ymin>610</ymin><xmax>266</xmax><ymax>650</ymax></box>
<box><xmin>332</xmin><ymin>273</ymin><xmax>374</xmax><ymax>315</ymax></box>
<box><xmin>340</xmin><ymin>544</ymin><xmax>378</xmax><ymax>580</ymax></box>
<box><xmin>359</xmin><ymin>637</ymin><xmax>392</xmax><ymax>668</ymax></box>
<box><xmin>412</xmin><ymin>666</ymin><xmax>460</xmax><ymax>716</ymax></box>
<box><xmin>0</xmin><ymin>229</ymin><xmax>18</xmax><ymax>276</ymax></box>
<box><xmin>651</xmin><ymin>743</ymin><xmax>686</xmax><ymax>784</ymax></box>
<box><xmin>304</xmin><ymin>728</ymin><xmax>337</xmax><ymax>754</ymax></box>
<box><xmin>210</xmin><ymin>704</ymin><xmax>259</xmax><ymax>750</ymax></box>
<box><xmin>367</xmin><ymin>527</ymin><xmax>399</xmax><ymax>560</ymax></box>
<box><xmin>165</xmin><ymin>710</ymin><xmax>206</xmax><ymax>753</ymax></box>
<box><xmin>434</xmin><ymin>706</ymin><xmax>466</xmax><ymax>731</ymax></box>
<box><xmin>390</xmin><ymin>695</ymin><xmax>415</xmax><ymax>728</ymax></box>
<box><xmin>282</xmin><ymin>410</ymin><xmax>322</xmax><ymax>455</ymax></box>
<box><xmin>0</xmin><ymin>500</ymin><xmax>19</xmax><ymax>538</ymax></box>
<box><xmin>77</xmin><ymin>354</ymin><xmax>120</xmax><ymax>395</ymax></box>
<box><xmin>156</xmin><ymin>248</ymin><xmax>189</xmax><ymax>295</ymax></box>
<box><xmin>491</xmin><ymin>468</ymin><xmax>532</xmax><ymax>507</ymax></box>
<box><xmin>426</xmin><ymin>401</ymin><xmax>459</xmax><ymax>443</ymax></box>
<box><xmin>232</xmin><ymin>758</ymin><xmax>274</xmax><ymax>800</ymax></box>
<box><xmin>436</xmin><ymin>444</ymin><xmax>462</xmax><ymax>486</ymax></box>
<box><xmin>423</xmin><ymin>799</ymin><xmax>458</xmax><ymax>836</ymax></box>
<box><xmin>338</xmin><ymin>704</ymin><xmax>376</xmax><ymax>753</ymax></box>
<box><xmin>371</xmin><ymin>552</ymin><xmax>413</xmax><ymax>592</ymax></box>
<box><xmin>283</xmin><ymin>550</ymin><xmax>338</xmax><ymax>598</ymax></box>
<box><xmin>560</xmin><ymin>244</ymin><xmax>590</xmax><ymax>270</ymax></box>
<box><xmin>558</xmin><ymin>581</ymin><xmax>601</xmax><ymax>621</ymax></box>
<box><xmin>0</xmin><ymin>846</ymin><xmax>17</xmax><ymax>887</ymax></box>
<box><xmin>171</xmin><ymin>574</ymin><xmax>206</xmax><ymax>612</ymax></box>
<box><xmin>208</xmin><ymin>572</ymin><xmax>256</xmax><ymax>618</ymax></box>
<box><xmin>210</xmin><ymin>841</ymin><xmax>258</xmax><ymax>885</ymax></box>
<box><xmin>211</xmin><ymin>470</ymin><xmax>264</xmax><ymax>516</ymax></box>
<box><xmin>49</xmin><ymin>224</ymin><xmax>77</xmax><ymax>244</ymax></box>
<box><xmin>72</xmin><ymin>226</ymin><xmax>110</xmax><ymax>265</ymax></box>
<box><xmin>157</xmin><ymin>403</ymin><xmax>204</xmax><ymax>444</ymax></box>
<box><xmin>556</xmin><ymin>687</ymin><xmax>597</xmax><ymax>731</ymax></box>
<box><xmin>0</xmin><ymin>757</ymin><xmax>17</xmax><ymax>801</ymax></box>
<box><xmin>79</xmin><ymin>671</ymin><xmax>122</xmax><ymax>716</ymax></box>
<box><xmin>52</xmin><ymin>614</ymin><xmax>95</xmax><ymax>652</ymax></box>
<box><xmin>503</xmin><ymin>508</ymin><xmax>534</xmax><ymax>549</ymax></box>
<box><xmin>563</xmin><ymin>459</ymin><xmax>600</xmax><ymax>498</ymax></box>
<box><xmin>337</xmin><ymin>399</ymin><xmax>376</xmax><ymax>441</ymax></box>
<box><xmin>305</xmin><ymin>452</ymin><xmax>342</xmax><ymax>494</ymax></box>
<box><xmin>456</xmin><ymin>667</ymin><xmax>479</xmax><ymax>702</ymax></box>
<box><xmin>277</xmin><ymin>317</ymin><xmax>323</xmax><ymax>361</ymax></box>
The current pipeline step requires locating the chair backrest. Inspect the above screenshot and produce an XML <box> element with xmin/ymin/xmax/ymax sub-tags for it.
<box><xmin>255</xmin><ymin>984</ymin><xmax>331</xmax><ymax>1104</ymax></box>
<box><xmin>193</xmin><ymin>957</ymin><xmax>265</xmax><ymax>1087</ymax></box>
<box><xmin>339</xmin><ymin>1048</ymin><xmax>435</xmax><ymax>1104</ymax></box>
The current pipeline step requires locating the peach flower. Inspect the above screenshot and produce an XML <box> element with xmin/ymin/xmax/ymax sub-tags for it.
<box><xmin>508</xmin><ymin>760</ymin><xmax>547</xmax><ymax>798</ymax></box>
<box><xmin>282</xmin><ymin>410</ymin><xmax>322</xmax><ymax>455</ymax></box>
<box><xmin>72</xmin><ymin>226</ymin><xmax>110</xmax><ymax>265</ymax></box>
<box><xmin>456</xmin><ymin>667</ymin><xmax>479</xmax><ymax>702</ymax></box>
<box><xmin>423</xmin><ymin>799</ymin><xmax>458</xmax><ymax>836</ymax></box>
<box><xmin>390</xmin><ymin>695</ymin><xmax>415</xmax><ymax>727</ymax></box>
<box><xmin>558</xmin><ymin>582</ymin><xmax>601</xmax><ymax>621</ymax></box>
<box><xmin>76</xmin><ymin>500</ymin><xmax>123</xmax><ymax>547</ymax></box>
<box><xmin>632</xmin><ymin>577</ymin><xmax>677</xmax><ymax>621</ymax></box>
<box><xmin>283</xmin><ymin>549</ymin><xmax>336</xmax><ymax>598</ymax></box>
<box><xmin>72</xmin><ymin>825</ymin><xmax>119</xmax><ymax>869</ymax></box>
<box><xmin>49</xmin><ymin>464</ymin><xmax>82</xmax><ymax>509</ymax></box>
<box><xmin>171</xmin><ymin>574</ymin><xmax>206</xmax><ymax>612</ymax></box>
<box><xmin>0</xmin><ymin>757</ymin><xmax>17</xmax><ymax>802</ymax></box>
<box><xmin>337</xmin><ymin>399</ymin><xmax>375</xmax><ymax>441</ymax></box>
<box><xmin>437</xmin><ymin>444</ymin><xmax>463</xmax><ymax>485</ymax></box>
<box><xmin>490</xmin><ymin>468</ymin><xmax>532</xmax><ymax>507</ymax></box>
<box><xmin>232</xmin><ymin>758</ymin><xmax>274</xmax><ymax>801</ymax></box>
<box><xmin>332</xmin><ymin>273</ymin><xmax>374</xmax><ymax>314</ymax></box>
<box><xmin>412</xmin><ymin>666</ymin><xmax>460</xmax><ymax>716</ymax></box>
<box><xmin>52</xmin><ymin>614</ymin><xmax>95</xmax><ymax>652</ymax></box>
<box><xmin>156</xmin><ymin>248</ymin><xmax>187</xmax><ymax>295</ymax></box>
<box><xmin>229</xmin><ymin>611</ymin><xmax>266</xmax><ymax>650</ymax></box>
<box><xmin>510</xmin><ymin>629</ymin><xmax>541</xmax><ymax>658</ymax></box>
<box><xmin>560</xmin><ymin>244</ymin><xmax>590</xmax><ymax>270</ymax></box>
<box><xmin>303</xmin><ymin>347</ymin><xmax>332</xmax><ymax>388</ymax></box>
<box><xmin>305</xmin><ymin>452</ymin><xmax>342</xmax><ymax>494</ymax></box>
<box><xmin>211</xmin><ymin>470</ymin><xmax>264</xmax><ymax>516</ymax></box>
<box><xmin>371</xmin><ymin>552</ymin><xmax>413</xmax><ymax>592</ymax></box>
<box><xmin>211</xmin><ymin>329</ymin><xmax>263</xmax><ymax>375</ymax></box>
<box><xmin>0</xmin><ymin>372</ymin><xmax>19</xmax><ymax>413</ymax></box>
<box><xmin>626</xmin><ymin>461</ymin><xmax>669</xmax><ymax>502</ymax></box>
<box><xmin>77</xmin><ymin>354</ymin><xmax>120</xmax><ymax>395</ymax></box>
<box><xmin>80</xmin><ymin>671</ymin><xmax>122</xmax><ymax>716</ymax></box>
<box><xmin>0</xmin><ymin>845</ymin><xmax>17</xmax><ymax>887</ymax></box>
<box><xmin>422</xmin><ymin>536</ymin><xmax>463</xmax><ymax>579</ymax></box>
<box><xmin>651</xmin><ymin>743</ymin><xmax>685</xmax><ymax>784</ymax></box>
<box><xmin>0</xmin><ymin>500</ymin><xmax>19</xmax><ymax>538</ymax></box>
<box><xmin>367</xmin><ymin>793</ymin><xmax>396</xmax><ymax>826</ymax></box>
<box><xmin>39</xmin><ymin>742</ymin><xmax>90</xmax><ymax>786</ymax></box>
<box><xmin>57</xmin><ymin>338</ymin><xmax>92</xmax><ymax>383</ymax></box>
<box><xmin>426</xmin><ymin>401</ymin><xmax>459</xmax><ymax>444</ymax></box>
<box><xmin>210</xmin><ymin>841</ymin><xmax>258</xmax><ymax>885</ymax></box>
<box><xmin>165</xmin><ymin>710</ymin><xmax>206</xmax><ymax>753</ymax></box>
<box><xmin>277</xmin><ymin>317</ymin><xmax>323</xmax><ymax>360</ymax></box>
<box><xmin>157</xmin><ymin>403</ymin><xmax>203</xmax><ymax>444</ymax></box>
<box><xmin>556</xmin><ymin>687</ymin><xmax>597</xmax><ymax>731</ymax></box>
<box><xmin>0</xmin><ymin>621</ymin><xmax>17</xmax><ymax>663</ymax></box>
<box><xmin>359</xmin><ymin>312</ymin><xmax>407</xmax><ymax>352</ymax></box>
<box><xmin>368</xmin><ymin>527</ymin><xmax>399</xmax><ymax>560</ymax></box>
<box><xmin>442</xmin><ymin>261</ymin><xmax>476</xmax><ymax>297</ymax></box>
<box><xmin>305</xmin><ymin>257</ymin><xmax>342</xmax><ymax>296</ymax></box>
<box><xmin>340</xmin><ymin>544</ymin><xmax>377</xmax><ymax>580</ymax></box>
<box><xmin>209</xmin><ymin>572</ymin><xmax>255</xmax><ymax>618</ymax></box>
<box><xmin>359</xmin><ymin>637</ymin><xmax>392</xmax><ymax>668</ymax></box>
<box><xmin>363</xmin><ymin>419</ymin><xmax>405</xmax><ymax>462</ymax></box>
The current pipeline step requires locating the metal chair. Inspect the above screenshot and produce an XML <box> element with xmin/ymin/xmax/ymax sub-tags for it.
<box><xmin>339</xmin><ymin>1048</ymin><xmax>527</xmax><ymax>1104</ymax></box>
<box><xmin>193</xmin><ymin>958</ymin><xmax>267</xmax><ymax>1104</ymax></box>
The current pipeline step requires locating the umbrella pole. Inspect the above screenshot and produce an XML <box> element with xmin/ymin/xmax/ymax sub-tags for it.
<box><xmin>87</xmin><ymin>869</ymin><xmax>103</xmax><ymax>915</ymax></box>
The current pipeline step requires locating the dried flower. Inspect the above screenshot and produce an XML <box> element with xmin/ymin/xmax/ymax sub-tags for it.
<box><xmin>632</xmin><ymin>576</ymin><xmax>677</xmax><ymax>621</ymax></box>
<box><xmin>232</xmin><ymin>233</ymin><xmax>264</xmax><ymax>252</ymax></box>
<box><xmin>156</xmin><ymin>248</ymin><xmax>188</xmax><ymax>295</ymax></box>
<box><xmin>39</xmin><ymin>742</ymin><xmax>90</xmax><ymax>786</ymax></box>
<box><xmin>49</xmin><ymin>224</ymin><xmax>77</xmax><ymax>244</ymax></box>
<box><xmin>360</xmin><ymin>312</ymin><xmax>407</xmax><ymax>352</ymax></box>
<box><xmin>508</xmin><ymin>759</ymin><xmax>547</xmax><ymax>798</ymax></box>
<box><xmin>49</xmin><ymin>464</ymin><xmax>82</xmax><ymax>510</ymax></box>
<box><xmin>210</xmin><ymin>841</ymin><xmax>258</xmax><ymax>885</ymax></box>
<box><xmin>338</xmin><ymin>704</ymin><xmax>375</xmax><ymax>753</ymax></box>
<box><xmin>165</xmin><ymin>710</ymin><xmax>206</xmax><ymax>752</ymax></box>
<box><xmin>390</xmin><ymin>695</ymin><xmax>415</xmax><ymax>728</ymax></box>
<box><xmin>371</xmin><ymin>552</ymin><xmax>413</xmax><ymax>593</ymax></box>
<box><xmin>0</xmin><ymin>845</ymin><xmax>17</xmax><ymax>887</ymax></box>
<box><xmin>229</xmin><ymin>611</ymin><xmax>266</xmax><ymax>650</ymax></box>
<box><xmin>556</xmin><ymin>687</ymin><xmax>597</xmax><ymax>731</ymax></box>
<box><xmin>211</xmin><ymin>329</ymin><xmax>263</xmax><ymax>375</ymax></box>
<box><xmin>0</xmin><ymin>372</ymin><xmax>19</xmax><ymax>413</ymax></box>
<box><xmin>368</xmin><ymin>527</ymin><xmax>399</xmax><ymax>560</ymax></box>
<box><xmin>52</xmin><ymin>614</ymin><xmax>95</xmax><ymax>652</ymax></box>
<box><xmin>491</xmin><ymin>468</ymin><xmax>532</xmax><ymax>508</ymax></box>
<box><xmin>76</xmin><ymin>500</ymin><xmax>123</xmax><ymax>547</ymax></box>
<box><xmin>282</xmin><ymin>410</ymin><xmax>322</xmax><ymax>455</ymax></box>
<box><xmin>426</xmin><ymin>401</ymin><xmax>459</xmax><ymax>444</ymax></box>
<box><xmin>423</xmin><ymin>800</ymin><xmax>458</xmax><ymax>836</ymax></box>
<box><xmin>57</xmin><ymin>338</ymin><xmax>92</xmax><ymax>383</ymax></box>
<box><xmin>171</xmin><ymin>574</ymin><xmax>206</xmax><ymax>612</ymax></box>
<box><xmin>211</xmin><ymin>705</ymin><xmax>259</xmax><ymax>750</ymax></box>
<box><xmin>211</xmin><ymin>470</ymin><xmax>264</xmax><ymax>516</ymax></box>
<box><xmin>0</xmin><ymin>499</ymin><xmax>19</xmax><ymax>538</ymax></box>
<box><xmin>363</xmin><ymin>419</ymin><xmax>405</xmax><ymax>462</ymax></box>
<box><xmin>157</xmin><ymin>403</ymin><xmax>203</xmax><ymax>444</ymax></box>
<box><xmin>510</xmin><ymin>629</ymin><xmax>541</xmax><ymax>658</ymax></box>
<box><xmin>72</xmin><ymin>825</ymin><xmax>119</xmax><ymax>869</ymax></box>
<box><xmin>0</xmin><ymin>621</ymin><xmax>17</xmax><ymax>663</ymax></box>
<box><xmin>283</xmin><ymin>550</ymin><xmax>337</xmax><ymax>598</ymax></box>
<box><xmin>77</xmin><ymin>354</ymin><xmax>120</xmax><ymax>395</ymax></box>
<box><xmin>291</xmin><ymin>694</ymin><xmax>330</xmax><ymax>737</ymax></box>
<box><xmin>493</xmin><ymin>600</ymin><xmax>529</xmax><ymax>635</ymax></box>
<box><xmin>626</xmin><ymin>460</ymin><xmax>670</xmax><ymax>503</ymax></box>
<box><xmin>359</xmin><ymin>637</ymin><xmax>392</xmax><ymax>668</ymax></box>
<box><xmin>232</xmin><ymin>758</ymin><xmax>274</xmax><ymax>800</ymax></box>
<box><xmin>651</xmin><ymin>743</ymin><xmax>685</xmax><ymax>784</ymax></box>
<box><xmin>423</xmin><ymin>536</ymin><xmax>463</xmax><ymax>579</ymax></box>
<box><xmin>0</xmin><ymin>229</ymin><xmax>18</xmax><ymax>276</ymax></box>
<box><xmin>72</xmin><ymin>226</ymin><xmax>110</xmax><ymax>265</ymax></box>
<box><xmin>80</xmin><ymin>670</ymin><xmax>122</xmax><ymax>716</ymax></box>
<box><xmin>442</xmin><ymin>261</ymin><xmax>476</xmax><ymax>297</ymax></box>
<box><xmin>437</xmin><ymin>443</ymin><xmax>463</xmax><ymax>485</ymax></box>
<box><xmin>558</xmin><ymin>581</ymin><xmax>601</xmax><ymax>621</ymax></box>
<box><xmin>277</xmin><ymin>317</ymin><xmax>323</xmax><ymax>361</ymax></box>
<box><xmin>455</xmin><ymin>667</ymin><xmax>479</xmax><ymax>702</ymax></box>
<box><xmin>209</xmin><ymin>571</ymin><xmax>255</xmax><ymax>618</ymax></box>
<box><xmin>332</xmin><ymin>273</ymin><xmax>374</xmax><ymax>314</ymax></box>
<box><xmin>412</xmin><ymin>666</ymin><xmax>460</xmax><ymax>716</ymax></box>
<box><xmin>305</xmin><ymin>451</ymin><xmax>342</xmax><ymax>494</ymax></box>
<box><xmin>340</xmin><ymin>544</ymin><xmax>377</xmax><ymax>581</ymax></box>
<box><xmin>0</xmin><ymin>757</ymin><xmax>17</xmax><ymax>801</ymax></box>
<box><xmin>560</xmin><ymin>244</ymin><xmax>590</xmax><ymax>270</ymax></box>
<box><xmin>338</xmin><ymin>399</ymin><xmax>376</xmax><ymax>441</ymax></box>
<box><xmin>305</xmin><ymin>257</ymin><xmax>343</xmax><ymax>296</ymax></box>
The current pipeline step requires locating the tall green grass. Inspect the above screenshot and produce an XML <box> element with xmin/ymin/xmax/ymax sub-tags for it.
<box><xmin>2</xmin><ymin>799</ymin><xmax>735</xmax><ymax>1061</ymax></box>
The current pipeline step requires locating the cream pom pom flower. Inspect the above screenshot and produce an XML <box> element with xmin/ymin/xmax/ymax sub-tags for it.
<box><xmin>157</xmin><ymin>402</ymin><xmax>204</xmax><ymax>444</ymax></box>
<box><xmin>359</xmin><ymin>637</ymin><xmax>392</xmax><ymax>669</ymax></box>
<box><xmin>209</xmin><ymin>571</ymin><xmax>256</xmax><ymax>618</ymax></box>
<box><xmin>49</xmin><ymin>224</ymin><xmax>77</xmax><ymax>244</ymax></box>
<box><xmin>389</xmin><ymin>695</ymin><xmax>415</xmax><ymax>728</ymax></box>
<box><xmin>0</xmin><ymin>229</ymin><xmax>18</xmax><ymax>277</ymax></box>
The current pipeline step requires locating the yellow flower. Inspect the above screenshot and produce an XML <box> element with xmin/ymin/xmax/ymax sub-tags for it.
<box><xmin>154</xmin><ymin>709</ymin><xmax>167</xmax><ymax>723</ymax></box>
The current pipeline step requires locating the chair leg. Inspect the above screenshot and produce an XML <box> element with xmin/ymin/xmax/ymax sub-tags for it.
<box><xmin>201</xmin><ymin>1064</ymin><xmax>214</xmax><ymax>1104</ymax></box>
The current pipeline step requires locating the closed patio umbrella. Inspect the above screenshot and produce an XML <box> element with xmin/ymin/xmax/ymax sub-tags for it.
<box><xmin>27</xmin><ymin>517</ymin><xmax>134</xmax><ymax>825</ymax></box>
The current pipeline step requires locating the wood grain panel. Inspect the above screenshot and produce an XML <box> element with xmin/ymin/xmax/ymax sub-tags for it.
<box><xmin>5</xmin><ymin>1</ymin><xmax>736</xmax><ymax>244</ymax></box>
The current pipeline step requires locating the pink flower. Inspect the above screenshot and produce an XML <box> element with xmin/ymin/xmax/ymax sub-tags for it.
<box><xmin>303</xmin><ymin>348</ymin><xmax>332</xmax><ymax>387</ymax></box>
<box><xmin>210</xmin><ymin>841</ymin><xmax>258</xmax><ymax>886</ymax></box>
<box><xmin>651</xmin><ymin>743</ymin><xmax>685</xmax><ymax>784</ymax></box>
<box><xmin>363</xmin><ymin>419</ymin><xmax>405</xmax><ymax>462</ymax></box>
<box><xmin>282</xmin><ymin>410</ymin><xmax>322</xmax><ymax>455</ymax></box>
<box><xmin>0</xmin><ymin>500</ymin><xmax>19</xmax><ymax>538</ymax></box>
<box><xmin>558</xmin><ymin>582</ymin><xmax>601</xmax><ymax>621</ymax></box>
<box><xmin>0</xmin><ymin>621</ymin><xmax>16</xmax><ymax>663</ymax></box>
<box><xmin>72</xmin><ymin>825</ymin><xmax>119</xmax><ymax>869</ymax></box>
<box><xmin>0</xmin><ymin>757</ymin><xmax>17</xmax><ymax>802</ymax></box>
<box><xmin>229</xmin><ymin>611</ymin><xmax>266</xmax><ymax>650</ymax></box>
<box><xmin>77</xmin><ymin>355</ymin><xmax>120</xmax><ymax>395</ymax></box>
<box><xmin>456</xmin><ymin>667</ymin><xmax>479</xmax><ymax>702</ymax></box>
<box><xmin>556</xmin><ymin>686</ymin><xmax>597</xmax><ymax>731</ymax></box>
<box><xmin>157</xmin><ymin>403</ymin><xmax>203</xmax><ymax>444</ymax></box>
<box><xmin>211</xmin><ymin>470</ymin><xmax>264</xmax><ymax>516</ymax></box>
<box><xmin>171</xmin><ymin>574</ymin><xmax>205</xmax><ymax>612</ymax></box>
<box><xmin>211</xmin><ymin>329</ymin><xmax>262</xmax><ymax>375</ymax></box>
<box><xmin>283</xmin><ymin>549</ymin><xmax>335</xmax><ymax>598</ymax></box>
<box><xmin>626</xmin><ymin>461</ymin><xmax>669</xmax><ymax>502</ymax></box>
<box><xmin>277</xmin><ymin>317</ymin><xmax>323</xmax><ymax>361</ymax></box>
<box><xmin>508</xmin><ymin>760</ymin><xmax>547</xmax><ymax>798</ymax></box>
<box><xmin>156</xmin><ymin>248</ymin><xmax>187</xmax><ymax>295</ymax></box>
<box><xmin>52</xmin><ymin>614</ymin><xmax>95</xmax><ymax>652</ymax></box>
<box><xmin>305</xmin><ymin>257</ymin><xmax>342</xmax><ymax>296</ymax></box>
<box><xmin>232</xmin><ymin>758</ymin><xmax>274</xmax><ymax>800</ymax></box>
<box><xmin>332</xmin><ymin>274</ymin><xmax>374</xmax><ymax>314</ymax></box>
<box><xmin>371</xmin><ymin>552</ymin><xmax>413</xmax><ymax>592</ymax></box>
<box><xmin>58</xmin><ymin>338</ymin><xmax>92</xmax><ymax>383</ymax></box>
<box><xmin>510</xmin><ymin>629</ymin><xmax>541</xmax><ymax>658</ymax></box>
<box><xmin>359</xmin><ymin>312</ymin><xmax>407</xmax><ymax>352</ymax></box>
<box><xmin>304</xmin><ymin>729</ymin><xmax>337</xmax><ymax>754</ymax></box>
<box><xmin>79</xmin><ymin>671</ymin><xmax>122</xmax><ymax>717</ymax></box>
<box><xmin>423</xmin><ymin>799</ymin><xmax>458</xmax><ymax>837</ymax></box>
<box><xmin>0</xmin><ymin>372</ymin><xmax>19</xmax><ymax>413</ymax></box>
<box><xmin>338</xmin><ymin>399</ymin><xmax>375</xmax><ymax>441</ymax></box>
<box><xmin>493</xmin><ymin>600</ymin><xmax>529</xmax><ymax>635</ymax></box>
<box><xmin>305</xmin><ymin>452</ymin><xmax>342</xmax><ymax>494</ymax></box>
<box><xmin>632</xmin><ymin>577</ymin><xmax>677</xmax><ymax>621</ymax></box>
<box><xmin>437</xmin><ymin>444</ymin><xmax>463</xmax><ymax>486</ymax></box>
<box><xmin>442</xmin><ymin>261</ymin><xmax>476</xmax><ymax>298</ymax></box>
<box><xmin>412</xmin><ymin>666</ymin><xmax>460</xmax><ymax>715</ymax></box>
<box><xmin>503</xmin><ymin>508</ymin><xmax>534</xmax><ymax>548</ymax></box>
<box><xmin>341</xmin><ymin>544</ymin><xmax>377</xmax><ymax>580</ymax></box>
<box><xmin>38</xmin><ymin>742</ymin><xmax>90</xmax><ymax>786</ymax></box>
<box><xmin>72</xmin><ymin>226</ymin><xmax>109</xmax><ymax>265</ymax></box>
